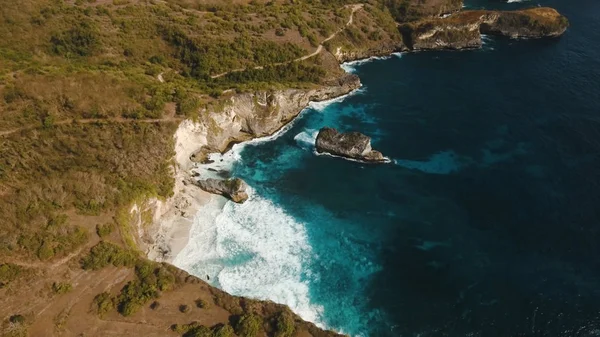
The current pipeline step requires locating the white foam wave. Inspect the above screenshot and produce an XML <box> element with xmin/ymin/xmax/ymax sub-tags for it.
<box><xmin>308</xmin><ymin>88</ymin><xmax>362</xmax><ymax>112</ymax></box>
<box><xmin>340</xmin><ymin>55</ymin><xmax>395</xmax><ymax>73</ymax></box>
<box><xmin>294</xmin><ymin>129</ymin><xmax>319</xmax><ymax>151</ymax></box>
<box><xmin>315</xmin><ymin>150</ymin><xmax>392</xmax><ymax>164</ymax></box>
<box><xmin>481</xmin><ymin>34</ymin><xmax>493</xmax><ymax>45</ymax></box>
<box><xmin>173</xmin><ymin>189</ymin><xmax>326</xmax><ymax>326</ymax></box>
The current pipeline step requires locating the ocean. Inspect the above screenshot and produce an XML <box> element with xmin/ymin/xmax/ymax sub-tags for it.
<box><xmin>173</xmin><ymin>0</ymin><xmax>600</xmax><ymax>335</ymax></box>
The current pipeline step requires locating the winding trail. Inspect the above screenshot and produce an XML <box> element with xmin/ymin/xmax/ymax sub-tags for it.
<box><xmin>1</xmin><ymin>4</ymin><xmax>363</xmax><ymax>138</ymax></box>
<box><xmin>210</xmin><ymin>4</ymin><xmax>363</xmax><ymax>79</ymax></box>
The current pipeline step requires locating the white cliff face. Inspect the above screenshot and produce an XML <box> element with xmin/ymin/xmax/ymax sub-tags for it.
<box><xmin>194</xmin><ymin>76</ymin><xmax>361</xmax><ymax>155</ymax></box>
<box><xmin>140</xmin><ymin>75</ymin><xmax>361</xmax><ymax>262</ymax></box>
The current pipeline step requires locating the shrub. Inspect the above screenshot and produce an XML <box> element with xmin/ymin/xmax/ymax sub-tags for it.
<box><xmin>179</xmin><ymin>304</ymin><xmax>190</xmax><ymax>313</ymax></box>
<box><xmin>212</xmin><ymin>324</ymin><xmax>235</xmax><ymax>337</ymax></box>
<box><xmin>235</xmin><ymin>313</ymin><xmax>263</xmax><ymax>337</ymax></box>
<box><xmin>112</xmin><ymin>260</ymin><xmax>177</xmax><ymax>316</ymax></box>
<box><xmin>195</xmin><ymin>298</ymin><xmax>210</xmax><ymax>309</ymax></box>
<box><xmin>150</xmin><ymin>301</ymin><xmax>160</xmax><ymax>310</ymax></box>
<box><xmin>96</xmin><ymin>223</ymin><xmax>114</xmax><ymax>238</ymax></box>
<box><xmin>0</xmin><ymin>263</ymin><xmax>22</xmax><ymax>288</ymax></box>
<box><xmin>80</xmin><ymin>241</ymin><xmax>137</xmax><ymax>270</ymax></box>
<box><xmin>274</xmin><ymin>311</ymin><xmax>295</xmax><ymax>337</ymax></box>
<box><xmin>171</xmin><ymin>322</ymin><xmax>234</xmax><ymax>337</ymax></box>
<box><xmin>171</xmin><ymin>322</ymin><xmax>201</xmax><ymax>334</ymax></box>
<box><xmin>50</xmin><ymin>21</ymin><xmax>100</xmax><ymax>57</ymax></box>
<box><xmin>9</xmin><ymin>315</ymin><xmax>25</xmax><ymax>324</ymax></box>
<box><xmin>93</xmin><ymin>292</ymin><xmax>114</xmax><ymax>317</ymax></box>
<box><xmin>17</xmin><ymin>215</ymin><xmax>88</xmax><ymax>261</ymax></box>
<box><xmin>52</xmin><ymin>282</ymin><xmax>73</xmax><ymax>294</ymax></box>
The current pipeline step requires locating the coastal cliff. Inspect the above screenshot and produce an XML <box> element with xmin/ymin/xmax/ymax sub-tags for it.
<box><xmin>401</xmin><ymin>8</ymin><xmax>569</xmax><ymax>50</ymax></box>
<box><xmin>0</xmin><ymin>0</ymin><xmax>571</xmax><ymax>335</ymax></box>
<box><xmin>141</xmin><ymin>74</ymin><xmax>361</xmax><ymax>264</ymax></box>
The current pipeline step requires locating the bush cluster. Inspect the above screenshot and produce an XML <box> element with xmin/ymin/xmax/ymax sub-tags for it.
<box><xmin>80</xmin><ymin>241</ymin><xmax>137</xmax><ymax>270</ymax></box>
<box><xmin>172</xmin><ymin>322</ymin><xmax>235</xmax><ymax>337</ymax></box>
<box><xmin>235</xmin><ymin>313</ymin><xmax>263</xmax><ymax>337</ymax></box>
<box><xmin>114</xmin><ymin>260</ymin><xmax>176</xmax><ymax>316</ymax></box>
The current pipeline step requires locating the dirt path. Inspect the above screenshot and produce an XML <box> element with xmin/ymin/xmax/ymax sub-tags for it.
<box><xmin>2</xmin><ymin>247</ymin><xmax>86</xmax><ymax>270</ymax></box>
<box><xmin>210</xmin><ymin>4</ymin><xmax>363</xmax><ymax>79</ymax></box>
<box><xmin>0</xmin><ymin>116</ymin><xmax>184</xmax><ymax>138</ymax></box>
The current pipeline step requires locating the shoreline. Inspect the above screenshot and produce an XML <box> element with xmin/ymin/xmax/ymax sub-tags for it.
<box><xmin>146</xmin><ymin>59</ymin><xmax>376</xmax><ymax>264</ymax></box>
<box><xmin>142</xmin><ymin>55</ymin><xmax>390</xmax><ymax>335</ymax></box>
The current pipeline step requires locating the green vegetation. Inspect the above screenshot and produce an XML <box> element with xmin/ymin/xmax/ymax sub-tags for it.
<box><xmin>16</xmin><ymin>214</ymin><xmax>88</xmax><ymax>261</ymax></box>
<box><xmin>172</xmin><ymin>322</ymin><xmax>235</xmax><ymax>337</ymax></box>
<box><xmin>275</xmin><ymin>311</ymin><xmax>296</xmax><ymax>337</ymax></box>
<box><xmin>95</xmin><ymin>223</ymin><xmax>114</xmax><ymax>238</ymax></box>
<box><xmin>50</xmin><ymin>21</ymin><xmax>99</xmax><ymax>57</ymax></box>
<box><xmin>1</xmin><ymin>122</ymin><xmax>177</xmax><ymax>260</ymax></box>
<box><xmin>4</xmin><ymin>314</ymin><xmax>28</xmax><ymax>337</ymax></box>
<box><xmin>9</xmin><ymin>315</ymin><xmax>25</xmax><ymax>325</ymax></box>
<box><xmin>52</xmin><ymin>282</ymin><xmax>72</xmax><ymax>294</ymax></box>
<box><xmin>212</xmin><ymin>325</ymin><xmax>235</xmax><ymax>337</ymax></box>
<box><xmin>0</xmin><ymin>263</ymin><xmax>23</xmax><ymax>288</ymax></box>
<box><xmin>114</xmin><ymin>260</ymin><xmax>177</xmax><ymax>316</ymax></box>
<box><xmin>195</xmin><ymin>298</ymin><xmax>210</xmax><ymax>309</ymax></box>
<box><xmin>235</xmin><ymin>313</ymin><xmax>263</xmax><ymax>337</ymax></box>
<box><xmin>88</xmin><ymin>259</ymin><xmax>178</xmax><ymax>317</ymax></box>
<box><xmin>80</xmin><ymin>241</ymin><xmax>137</xmax><ymax>270</ymax></box>
<box><xmin>92</xmin><ymin>292</ymin><xmax>114</xmax><ymax>317</ymax></box>
<box><xmin>383</xmin><ymin>0</ymin><xmax>463</xmax><ymax>22</ymax></box>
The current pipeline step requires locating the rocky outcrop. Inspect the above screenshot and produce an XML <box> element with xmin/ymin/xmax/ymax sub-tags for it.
<box><xmin>400</xmin><ymin>18</ymin><xmax>483</xmax><ymax>50</ymax></box>
<box><xmin>401</xmin><ymin>8</ymin><xmax>569</xmax><ymax>51</ymax></box>
<box><xmin>333</xmin><ymin>40</ymin><xmax>407</xmax><ymax>63</ymax></box>
<box><xmin>480</xmin><ymin>8</ymin><xmax>569</xmax><ymax>38</ymax></box>
<box><xmin>315</xmin><ymin>127</ymin><xmax>387</xmax><ymax>163</ymax></box>
<box><xmin>194</xmin><ymin>178</ymin><xmax>249</xmax><ymax>203</ymax></box>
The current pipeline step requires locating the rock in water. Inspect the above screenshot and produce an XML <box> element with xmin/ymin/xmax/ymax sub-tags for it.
<box><xmin>315</xmin><ymin>127</ymin><xmax>387</xmax><ymax>163</ymax></box>
<box><xmin>195</xmin><ymin>178</ymin><xmax>249</xmax><ymax>203</ymax></box>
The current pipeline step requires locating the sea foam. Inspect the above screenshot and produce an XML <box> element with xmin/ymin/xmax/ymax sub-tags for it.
<box><xmin>340</xmin><ymin>54</ymin><xmax>401</xmax><ymax>73</ymax></box>
<box><xmin>175</xmin><ymin>87</ymin><xmax>365</xmax><ymax>332</ymax></box>
<box><xmin>174</xmin><ymin>189</ymin><xmax>326</xmax><ymax>325</ymax></box>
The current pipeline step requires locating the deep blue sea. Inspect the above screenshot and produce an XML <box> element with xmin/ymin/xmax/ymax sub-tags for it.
<box><xmin>175</xmin><ymin>0</ymin><xmax>600</xmax><ymax>335</ymax></box>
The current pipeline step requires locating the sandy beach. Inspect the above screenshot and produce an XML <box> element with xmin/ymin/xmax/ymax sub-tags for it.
<box><xmin>145</xmin><ymin>120</ymin><xmax>217</xmax><ymax>263</ymax></box>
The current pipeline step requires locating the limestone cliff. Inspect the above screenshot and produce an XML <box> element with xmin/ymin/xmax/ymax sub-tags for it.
<box><xmin>192</xmin><ymin>74</ymin><xmax>361</xmax><ymax>158</ymax></box>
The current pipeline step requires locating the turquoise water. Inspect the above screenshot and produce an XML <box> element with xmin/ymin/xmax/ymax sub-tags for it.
<box><xmin>177</xmin><ymin>0</ymin><xmax>600</xmax><ymax>335</ymax></box>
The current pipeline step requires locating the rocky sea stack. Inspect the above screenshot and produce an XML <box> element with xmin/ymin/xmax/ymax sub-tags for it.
<box><xmin>194</xmin><ymin>178</ymin><xmax>249</xmax><ymax>203</ymax></box>
<box><xmin>315</xmin><ymin>127</ymin><xmax>388</xmax><ymax>163</ymax></box>
<box><xmin>400</xmin><ymin>7</ymin><xmax>569</xmax><ymax>51</ymax></box>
